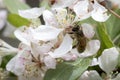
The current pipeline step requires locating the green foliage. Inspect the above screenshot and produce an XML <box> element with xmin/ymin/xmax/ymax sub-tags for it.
<box><xmin>0</xmin><ymin>55</ymin><xmax>14</xmax><ymax>68</ymax></box>
<box><xmin>69</xmin><ymin>58</ymin><xmax>92</xmax><ymax>80</ymax></box>
<box><xmin>44</xmin><ymin>63</ymin><xmax>73</xmax><ymax>80</ymax></box>
<box><xmin>96</xmin><ymin>22</ymin><xmax>114</xmax><ymax>48</ymax></box>
<box><xmin>7</xmin><ymin>14</ymin><xmax>30</xmax><ymax>27</ymax></box>
<box><xmin>40</xmin><ymin>0</ymin><xmax>50</xmax><ymax>9</ymax></box>
<box><xmin>3</xmin><ymin>0</ymin><xmax>30</xmax><ymax>14</ymax></box>
<box><xmin>96</xmin><ymin>22</ymin><xmax>114</xmax><ymax>57</ymax></box>
<box><xmin>105</xmin><ymin>9</ymin><xmax>120</xmax><ymax>46</ymax></box>
<box><xmin>80</xmin><ymin>17</ymin><xmax>114</xmax><ymax>56</ymax></box>
<box><xmin>44</xmin><ymin>57</ymin><xmax>92</xmax><ymax>80</ymax></box>
<box><xmin>3</xmin><ymin>0</ymin><xmax>31</xmax><ymax>27</ymax></box>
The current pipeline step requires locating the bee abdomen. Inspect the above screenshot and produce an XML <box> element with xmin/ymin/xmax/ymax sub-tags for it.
<box><xmin>77</xmin><ymin>37</ymin><xmax>86</xmax><ymax>53</ymax></box>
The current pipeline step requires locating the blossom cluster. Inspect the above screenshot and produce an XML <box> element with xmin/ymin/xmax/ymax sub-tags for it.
<box><xmin>0</xmin><ymin>0</ymin><xmax>120</xmax><ymax>80</ymax></box>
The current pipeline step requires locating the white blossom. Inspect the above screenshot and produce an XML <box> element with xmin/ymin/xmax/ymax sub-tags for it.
<box><xmin>76</xmin><ymin>40</ymin><xmax>100</xmax><ymax>57</ymax></box>
<box><xmin>6</xmin><ymin>42</ymin><xmax>56</xmax><ymax>79</ymax></box>
<box><xmin>91</xmin><ymin>0</ymin><xmax>110</xmax><ymax>22</ymax></box>
<box><xmin>0</xmin><ymin>10</ymin><xmax>7</xmax><ymax>30</ymax></box>
<box><xmin>48</xmin><ymin>34</ymin><xmax>73</xmax><ymax>58</ymax></box>
<box><xmin>52</xmin><ymin>0</ymin><xmax>110</xmax><ymax>22</ymax></box>
<box><xmin>43</xmin><ymin>10</ymin><xmax>58</xmax><ymax>27</ymax></box>
<box><xmin>18</xmin><ymin>7</ymin><xmax>45</xmax><ymax>19</ymax></box>
<box><xmin>0</xmin><ymin>39</ymin><xmax>18</xmax><ymax>56</ymax></box>
<box><xmin>90</xmin><ymin>58</ymin><xmax>99</xmax><ymax>66</ymax></box>
<box><xmin>81</xmin><ymin>23</ymin><xmax>95</xmax><ymax>39</ymax></box>
<box><xmin>14</xmin><ymin>25</ymin><xmax>63</xmax><ymax>45</ymax></box>
<box><xmin>52</xmin><ymin>0</ymin><xmax>77</xmax><ymax>9</ymax></box>
<box><xmin>43</xmin><ymin>9</ymin><xmax>75</xmax><ymax>29</ymax></box>
<box><xmin>73</xmin><ymin>0</ymin><xmax>92</xmax><ymax>21</ymax></box>
<box><xmin>98</xmin><ymin>47</ymin><xmax>119</xmax><ymax>74</ymax></box>
<box><xmin>79</xmin><ymin>70</ymin><xmax>102</xmax><ymax>80</ymax></box>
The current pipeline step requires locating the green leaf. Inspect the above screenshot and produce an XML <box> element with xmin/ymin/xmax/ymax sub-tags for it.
<box><xmin>69</xmin><ymin>58</ymin><xmax>92</xmax><ymax>80</ymax></box>
<box><xmin>0</xmin><ymin>55</ymin><xmax>14</xmax><ymax>68</ymax></box>
<box><xmin>3</xmin><ymin>0</ymin><xmax>30</xmax><ymax>14</ymax></box>
<box><xmin>96</xmin><ymin>23</ymin><xmax>114</xmax><ymax>48</ymax></box>
<box><xmin>40</xmin><ymin>0</ymin><xmax>50</xmax><ymax>9</ymax></box>
<box><xmin>44</xmin><ymin>58</ymin><xmax>92</xmax><ymax>80</ymax></box>
<box><xmin>44</xmin><ymin>63</ymin><xmax>74</xmax><ymax>80</ymax></box>
<box><xmin>95</xmin><ymin>23</ymin><xmax>114</xmax><ymax>57</ymax></box>
<box><xmin>8</xmin><ymin>14</ymin><xmax>30</xmax><ymax>27</ymax></box>
<box><xmin>105</xmin><ymin>9</ymin><xmax>120</xmax><ymax>46</ymax></box>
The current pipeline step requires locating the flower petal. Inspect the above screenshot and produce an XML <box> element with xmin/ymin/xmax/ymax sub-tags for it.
<box><xmin>61</xmin><ymin>52</ymin><xmax>78</xmax><ymax>61</ymax></box>
<box><xmin>33</xmin><ymin>25</ymin><xmax>63</xmax><ymax>41</ymax></box>
<box><xmin>90</xmin><ymin>58</ymin><xmax>99</xmax><ymax>66</ymax></box>
<box><xmin>49</xmin><ymin>34</ymin><xmax>73</xmax><ymax>58</ymax></box>
<box><xmin>52</xmin><ymin>0</ymin><xmax>76</xmax><ymax>9</ymax></box>
<box><xmin>18</xmin><ymin>7</ymin><xmax>44</xmax><ymax>19</ymax></box>
<box><xmin>91</xmin><ymin>0</ymin><xmax>110</xmax><ymax>22</ymax></box>
<box><xmin>31</xmin><ymin>42</ymin><xmax>53</xmax><ymax>59</ymax></box>
<box><xmin>73</xmin><ymin>0</ymin><xmax>91</xmax><ymax>20</ymax></box>
<box><xmin>98</xmin><ymin>47</ymin><xmax>119</xmax><ymax>74</ymax></box>
<box><xmin>6</xmin><ymin>56</ymin><xmax>25</xmax><ymax>76</ymax></box>
<box><xmin>0</xmin><ymin>39</ymin><xmax>18</xmax><ymax>56</ymax></box>
<box><xmin>44</xmin><ymin>56</ymin><xmax>56</xmax><ymax>69</ymax></box>
<box><xmin>43</xmin><ymin>10</ymin><xmax>58</xmax><ymax>27</ymax></box>
<box><xmin>0</xmin><ymin>10</ymin><xmax>7</xmax><ymax>30</ymax></box>
<box><xmin>14</xmin><ymin>26</ymin><xmax>33</xmax><ymax>45</ymax></box>
<box><xmin>80</xmin><ymin>70</ymin><xmax>102</xmax><ymax>80</ymax></box>
<box><xmin>79</xmin><ymin>40</ymin><xmax>100</xmax><ymax>57</ymax></box>
<box><xmin>81</xmin><ymin>23</ymin><xmax>95</xmax><ymax>39</ymax></box>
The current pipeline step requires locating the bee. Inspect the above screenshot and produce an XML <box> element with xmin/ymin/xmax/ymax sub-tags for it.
<box><xmin>69</xmin><ymin>25</ymin><xmax>87</xmax><ymax>53</ymax></box>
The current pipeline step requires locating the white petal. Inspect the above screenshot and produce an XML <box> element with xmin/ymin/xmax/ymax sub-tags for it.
<box><xmin>80</xmin><ymin>70</ymin><xmax>102</xmax><ymax>80</ymax></box>
<box><xmin>61</xmin><ymin>52</ymin><xmax>78</xmax><ymax>61</ymax></box>
<box><xmin>79</xmin><ymin>40</ymin><xmax>100</xmax><ymax>57</ymax></box>
<box><xmin>52</xmin><ymin>0</ymin><xmax>76</xmax><ymax>9</ymax></box>
<box><xmin>44</xmin><ymin>56</ymin><xmax>56</xmax><ymax>69</ymax></box>
<box><xmin>88</xmin><ymin>71</ymin><xmax>102</xmax><ymax>80</ymax></box>
<box><xmin>33</xmin><ymin>25</ymin><xmax>63</xmax><ymax>41</ymax></box>
<box><xmin>43</xmin><ymin>10</ymin><xmax>58</xmax><ymax>27</ymax></box>
<box><xmin>14</xmin><ymin>26</ymin><xmax>33</xmax><ymax>45</ymax></box>
<box><xmin>0</xmin><ymin>39</ymin><xmax>18</xmax><ymax>56</ymax></box>
<box><xmin>49</xmin><ymin>34</ymin><xmax>73</xmax><ymax>58</ymax></box>
<box><xmin>73</xmin><ymin>0</ymin><xmax>91</xmax><ymax>20</ymax></box>
<box><xmin>0</xmin><ymin>10</ymin><xmax>7</xmax><ymax>30</ymax></box>
<box><xmin>0</xmin><ymin>39</ymin><xmax>15</xmax><ymax>50</ymax></box>
<box><xmin>91</xmin><ymin>0</ymin><xmax>110</xmax><ymax>22</ymax></box>
<box><xmin>98</xmin><ymin>47</ymin><xmax>119</xmax><ymax>74</ymax></box>
<box><xmin>18</xmin><ymin>7</ymin><xmax>44</xmax><ymax>19</ymax></box>
<box><xmin>81</xmin><ymin>23</ymin><xmax>95</xmax><ymax>39</ymax></box>
<box><xmin>31</xmin><ymin>42</ymin><xmax>52</xmax><ymax>58</ymax></box>
<box><xmin>6</xmin><ymin>56</ymin><xmax>25</xmax><ymax>76</ymax></box>
<box><xmin>90</xmin><ymin>58</ymin><xmax>99</xmax><ymax>66</ymax></box>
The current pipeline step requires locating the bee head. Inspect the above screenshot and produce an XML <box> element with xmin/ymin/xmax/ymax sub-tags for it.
<box><xmin>72</xmin><ymin>26</ymin><xmax>79</xmax><ymax>32</ymax></box>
